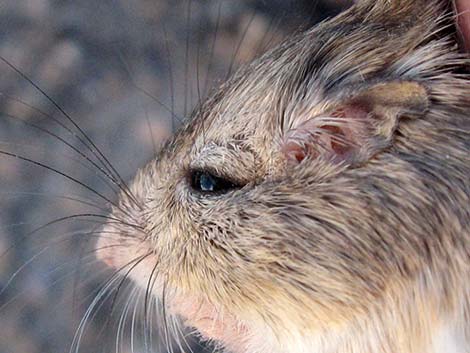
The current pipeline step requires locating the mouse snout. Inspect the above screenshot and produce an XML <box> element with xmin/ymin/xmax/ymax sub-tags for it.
<box><xmin>94</xmin><ymin>218</ymin><xmax>150</xmax><ymax>269</ymax></box>
<box><xmin>94</xmin><ymin>223</ymin><xmax>119</xmax><ymax>269</ymax></box>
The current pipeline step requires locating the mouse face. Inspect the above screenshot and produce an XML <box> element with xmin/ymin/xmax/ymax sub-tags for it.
<box><xmin>96</xmin><ymin>0</ymin><xmax>470</xmax><ymax>352</ymax></box>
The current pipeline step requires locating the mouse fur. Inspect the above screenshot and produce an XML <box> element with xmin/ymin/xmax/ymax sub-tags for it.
<box><xmin>96</xmin><ymin>0</ymin><xmax>470</xmax><ymax>352</ymax></box>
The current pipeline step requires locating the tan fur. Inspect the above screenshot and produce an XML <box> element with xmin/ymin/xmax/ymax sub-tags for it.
<box><xmin>96</xmin><ymin>0</ymin><xmax>470</xmax><ymax>352</ymax></box>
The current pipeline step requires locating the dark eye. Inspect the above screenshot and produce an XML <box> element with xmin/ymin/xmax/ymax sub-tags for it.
<box><xmin>190</xmin><ymin>170</ymin><xmax>239</xmax><ymax>193</ymax></box>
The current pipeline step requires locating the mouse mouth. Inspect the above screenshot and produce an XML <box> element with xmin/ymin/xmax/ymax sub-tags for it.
<box><xmin>168</xmin><ymin>294</ymin><xmax>249</xmax><ymax>352</ymax></box>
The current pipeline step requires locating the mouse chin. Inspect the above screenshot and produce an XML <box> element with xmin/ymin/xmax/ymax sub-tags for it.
<box><xmin>169</xmin><ymin>294</ymin><xmax>250</xmax><ymax>353</ymax></box>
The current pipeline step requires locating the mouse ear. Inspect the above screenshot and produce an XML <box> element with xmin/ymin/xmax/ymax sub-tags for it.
<box><xmin>281</xmin><ymin>81</ymin><xmax>428</xmax><ymax>166</ymax></box>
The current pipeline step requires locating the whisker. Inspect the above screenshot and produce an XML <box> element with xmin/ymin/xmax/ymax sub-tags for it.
<box><xmin>0</xmin><ymin>243</ymin><xmax>109</xmax><ymax>313</ymax></box>
<box><xmin>161</xmin><ymin>278</ymin><xmax>176</xmax><ymax>353</ymax></box>
<box><xmin>196</xmin><ymin>13</ymin><xmax>203</xmax><ymax>109</ymax></box>
<box><xmin>115</xmin><ymin>48</ymin><xmax>182</xmax><ymax>127</ymax></box>
<box><xmin>130</xmin><ymin>83</ymin><xmax>182</xmax><ymax>126</ymax></box>
<box><xmin>144</xmin><ymin>260</ymin><xmax>160</xmax><ymax>352</ymax></box>
<box><xmin>93</xmin><ymin>255</ymin><xmax>152</xmax><ymax>350</ymax></box>
<box><xmin>258</xmin><ymin>14</ymin><xmax>284</xmax><ymax>54</ymax></box>
<box><xmin>70</xmin><ymin>254</ymin><xmax>151</xmax><ymax>353</ymax></box>
<box><xmin>71</xmin><ymin>223</ymin><xmax>104</xmax><ymax>318</ymax></box>
<box><xmin>0</xmin><ymin>149</ymin><xmax>134</xmax><ymax>217</ymax></box>
<box><xmin>0</xmin><ymin>141</ymin><xmax>121</xmax><ymax>205</ymax></box>
<box><xmin>184</xmin><ymin>0</ymin><xmax>193</xmax><ymax>118</ymax></box>
<box><xmin>0</xmin><ymin>56</ymin><xmax>142</xmax><ymax>210</ymax></box>
<box><xmin>162</xmin><ymin>23</ymin><xmax>178</xmax><ymax>133</ymax></box>
<box><xmin>253</xmin><ymin>14</ymin><xmax>276</xmax><ymax>58</ymax></box>
<box><xmin>71</xmin><ymin>273</ymin><xmax>123</xmax><ymax>353</ymax></box>
<box><xmin>1</xmin><ymin>213</ymin><xmax>142</xmax><ymax>261</ymax></box>
<box><xmin>145</xmin><ymin>110</ymin><xmax>158</xmax><ymax>156</ymax></box>
<box><xmin>108</xmin><ymin>253</ymin><xmax>153</xmax><ymax>325</ymax></box>
<box><xmin>0</xmin><ymin>191</ymin><xmax>107</xmax><ymax>212</ymax></box>
<box><xmin>226</xmin><ymin>9</ymin><xmax>257</xmax><ymax>80</ymax></box>
<box><xmin>116</xmin><ymin>287</ymin><xmax>138</xmax><ymax>353</ymax></box>
<box><xmin>0</xmin><ymin>93</ymin><xmax>130</xmax><ymax>196</ymax></box>
<box><xmin>172</xmin><ymin>312</ymin><xmax>194</xmax><ymax>353</ymax></box>
<box><xmin>149</xmin><ymin>295</ymin><xmax>159</xmax><ymax>352</ymax></box>
<box><xmin>203</xmin><ymin>0</ymin><xmax>223</xmax><ymax>98</ymax></box>
<box><xmin>6</xmin><ymin>238</ymin><xmax>133</xmax><ymax>309</ymax></box>
<box><xmin>130</xmin><ymin>288</ymin><xmax>142</xmax><ymax>353</ymax></box>
<box><xmin>2</xmin><ymin>112</ymin><xmax>122</xmax><ymax>195</ymax></box>
<box><xmin>0</xmin><ymin>247</ymin><xmax>49</xmax><ymax>299</ymax></box>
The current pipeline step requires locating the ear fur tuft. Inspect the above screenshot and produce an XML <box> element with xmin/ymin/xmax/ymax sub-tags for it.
<box><xmin>282</xmin><ymin>81</ymin><xmax>429</xmax><ymax>166</ymax></box>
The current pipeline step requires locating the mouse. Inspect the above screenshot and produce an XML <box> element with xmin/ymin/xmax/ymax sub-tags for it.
<box><xmin>95</xmin><ymin>0</ymin><xmax>470</xmax><ymax>352</ymax></box>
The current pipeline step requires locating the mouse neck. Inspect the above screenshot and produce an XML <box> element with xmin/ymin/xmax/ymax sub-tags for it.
<box><xmin>233</xmin><ymin>268</ymin><xmax>470</xmax><ymax>353</ymax></box>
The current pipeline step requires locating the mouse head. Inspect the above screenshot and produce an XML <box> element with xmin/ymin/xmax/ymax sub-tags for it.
<box><xmin>96</xmin><ymin>0</ymin><xmax>469</xmax><ymax>352</ymax></box>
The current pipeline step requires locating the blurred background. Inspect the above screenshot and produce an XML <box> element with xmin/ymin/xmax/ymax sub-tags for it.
<box><xmin>0</xmin><ymin>1</ymin><xmax>351</xmax><ymax>352</ymax></box>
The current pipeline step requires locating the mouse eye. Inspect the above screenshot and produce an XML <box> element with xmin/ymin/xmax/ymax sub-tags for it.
<box><xmin>190</xmin><ymin>170</ymin><xmax>239</xmax><ymax>193</ymax></box>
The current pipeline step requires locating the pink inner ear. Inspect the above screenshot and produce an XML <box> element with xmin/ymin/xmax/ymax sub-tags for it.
<box><xmin>281</xmin><ymin>105</ymin><xmax>368</xmax><ymax>165</ymax></box>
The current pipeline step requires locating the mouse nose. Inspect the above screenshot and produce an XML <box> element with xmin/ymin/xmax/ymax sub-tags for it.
<box><xmin>94</xmin><ymin>220</ymin><xmax>155</xmax><ymax>274</ymax></box>
<box><xmin>94</xmin><ymin>223</ymin><xmax>119</xmax><ymax>269</ymax></box>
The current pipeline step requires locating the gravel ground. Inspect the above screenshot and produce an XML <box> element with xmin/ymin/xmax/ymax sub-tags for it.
<box><xmin>0</xmin><ymin>1</ymin><xmax>351</xmax><ymax>352</ymax></box>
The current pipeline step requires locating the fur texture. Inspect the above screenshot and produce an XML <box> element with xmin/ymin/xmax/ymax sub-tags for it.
<box><xmin>96</xmin><ymin>0</ymin><xmax>470</xmax><ymax>352</ymax></box>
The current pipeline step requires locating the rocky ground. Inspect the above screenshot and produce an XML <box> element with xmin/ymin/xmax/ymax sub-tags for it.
<box><xmin>0</xmin><ymin>1</ymin><xmax>351</xmax><ymax>352</ymax></box>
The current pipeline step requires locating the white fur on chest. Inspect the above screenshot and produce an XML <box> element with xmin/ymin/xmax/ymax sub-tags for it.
<box><xmin>431</xmin><ymin>324</ymin><xmax>467</xmax><ymax>353</ymax></box>
<box><xmin>243</xmin><ymin>323</ymin><xmax>468</xmax><ymax>353</ymax></box>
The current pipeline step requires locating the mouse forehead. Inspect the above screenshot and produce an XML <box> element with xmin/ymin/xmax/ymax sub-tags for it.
<box><xmin>187</xmin><ymin>40</ymin><xmax>328</xmax><ymax>159</ymax></box>
<box><xmin>192</xmin><ymin>90</ymin><xmax>278</xmax><ymax>150</ymax></box>
<box><xmin>184</xmin><ymin>12</ymin><xmax>423</xmax><ymax>161</ymax></box>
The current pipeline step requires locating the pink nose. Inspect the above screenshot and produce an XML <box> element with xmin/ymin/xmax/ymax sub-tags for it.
<box><xmin>94</xmin><ymin>225</ymin><xmax>120</xmax><ymax>269</ymax></box>
<box><xmin>96</xmin><ymin>251</ymin><xmax>116</xmax><ymax>268</ymax></box>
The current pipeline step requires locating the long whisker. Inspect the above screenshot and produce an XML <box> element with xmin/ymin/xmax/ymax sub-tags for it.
<box><xmin>0</xmin><ymin>235</ymin><xmax>112</xmax><ymax>312</ymax></box>
<box><xmin>162</xmin><ymin>22</ymin><xmax>178</xmax><ymax>133</ymax></box>
<box><xmin>258</xmin><ymin>14</ymin><xmax>284</xmax><ymax>54</ymax></box>
<box><xmin>114</xmin><ymin>48</ymin><xmax>182</xmax><ymax>127</ymax></box>
<box><xmin>149</xmin><ymin>294</ymin><xmax>159</xmax><ymax>352</ymax></box>
<box><xmin>0</xmin><ymin>149</ymin><xmax>134</xmax><ymax>217</ymax></box>
<box><xmin>92</xmin><ymin>254</ymin><xmax>152</xmax><ymax>348</ymax></box>
<box><xmin>184</xmin><ymin>0</ymin><xmax>193</xmax><ymax>118</ymax></box>
<box><xmin>70</xmin><ymin>253</ymin><xmax>151</xmax><ymax>353</ymax></box>
<box><xmin>0</xmin><ymin>56</ymin><xmax>142</xmax><ymax>210</ymax></box>
<box><xmin>144</xmin><ymin>260</ymin><xmax>160</xmax><ymax>352</ymax></box>
<box><xmin>0</xmin><ymin>247</ymin><xmax>49</xmax><ymax>299</ymax></box>
<box><xmin>0</xmin><ymin>190</ymin><xmax>106</xmax><ymax>212</ymax></box>
<box><xmin>107</xmin><ymin>252</ymin><xmax>152</xmax><ymax>326</ymax></box>
<box><xmin>226</xmin><ymin>9</ymin><xmax>257</xmax><ymax>80</ymax></box>
<box><xmin>116</xmin><ymin>287</ymin><xmax>139</xmax><ymax>353</ymax></box>
<box><xmin>253</xmin><ymin>15</ymin><xmax>276</xmax><ymax>58</ymax></box>
<box><xmin>144</xmin><ymin>110</ymin><xmax>158</xmax><ymax>156</ymax></box>
<box><xmin>2</xmin><ymin>113</ymin><xmax>122</xmax><ymax>195</ymax></box>
<box><xmin>0</xmin><ymin>235</ymin><xmax>130</xmax><ymax>310</ymax></box>
<box><xmin>172</xmin><ymin>312</ymin><xmax>195</xmax><ymax>353</ymax></box>
<box><xmin>161</xmin><ymin>277</ymin><xmax>176</xmax><ymax>353</ymax></box>
<box><xmin>71</xmin><ymin>273</ymin><xmax>123</xmax><ymax>353</ymax></box>
<box><xmin>71</xmin><ymin>223</ymin><xmax>104</xmax><ymax>318</ymax></box>
<box><xmin>130</xmin><ymin>288</ymin><xmax>142</xmax><ymax>353</ymax></box>
<box><xmin>130</xmin><ymin>83</ymin><xmax>182</xmax><ymax>126</ymax></box>
<box><xmin>0</xmin><ymin>138</ymin><xmax>122</xmax><ymax>187</ymax></box>
<box><xmin>195</xmin><ymin>13</ymin><xmax>203</xmax><ymax>109</ymax></box>
<box><xmin>203</xmin><ymin>0</ymin><xmax>222</xmax><ymax>98</ymax></box>
<box><xmin>0</xmin><ymin>144</ymin><xmax>121</xmax><ymax>210</ymax></box>
<box><xmin>0</xmin><ymin>93</ymin><xmax>131</xmax><ymax>196</ymax></box>
<box><xmin>1</xmin><ymin>213</ymin><xmax>142</xmax><ymax>261</ymax></box>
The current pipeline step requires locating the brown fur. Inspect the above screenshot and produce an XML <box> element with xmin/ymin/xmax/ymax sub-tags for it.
<box><xmin>96</xmin><ymin>0</ymin><xmax>470</xmax><ymax>352</ymax></box>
